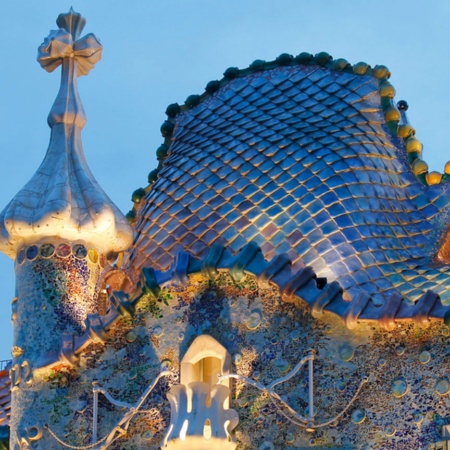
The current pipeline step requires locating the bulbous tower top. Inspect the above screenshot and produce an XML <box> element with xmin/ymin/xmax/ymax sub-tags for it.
<box><xmin>0</xmin><ymin>9</ymin><xmax>133</xmax><ymax>258</ymax></box>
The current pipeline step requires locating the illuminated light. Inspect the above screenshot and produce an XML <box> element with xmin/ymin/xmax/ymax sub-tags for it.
<box><xmin>203</xmin><ymin>419</ymin><xmax>212</xmax><ymax>440</ymax></box>
<box><xmin>179</xmin><ymin>420</ymin><xmax>189</xmax><ymax>441</ymax></box>
<box><xmin>436</xmin><ymin>227</ymin><xmax>450</xmax><ymax>264</ymax></box>
<box><xmin>163</xmin><ymin>336</ymin><xmax>239</xmax><ymax>448</ymax></box>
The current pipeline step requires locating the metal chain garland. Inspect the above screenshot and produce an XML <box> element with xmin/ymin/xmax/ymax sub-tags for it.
<box><xmin>44</xmin><ymin>424</ymin><xmax>109</xmax><ymax>449</ymax></box>
<box><xmin>44</xmin><ymin>351</ymin><xmax>366</xmax><ymax>447</ymax></box>
<box><xmin>218</xmin><ymin>350</ymin><xmax>369</xmax><ymax>431</ymax></box>
<box><xmin>270</xmin><ymin>376</ymin><xmax>368</xmax><ymax>429</ymax></box>
<box><xmin>45</xmin><ymin>371</ymin><xmax>172</xmax><ymax>449</ymax></box>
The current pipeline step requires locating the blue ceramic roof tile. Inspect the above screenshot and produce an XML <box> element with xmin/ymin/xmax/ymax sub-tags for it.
<box><xmin>125</xmin><ymin>62</ymin><xmax>450</xmax><ymax>308</ymax></box>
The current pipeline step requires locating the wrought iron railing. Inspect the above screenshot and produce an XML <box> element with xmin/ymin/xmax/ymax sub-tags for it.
<box><xmin>0</xmin><ymin>360</ymin><xmax>11</xmax><ymax>371</ymax></box>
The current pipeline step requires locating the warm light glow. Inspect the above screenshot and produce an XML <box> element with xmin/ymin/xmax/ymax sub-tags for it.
<box><xmin>179</xmin><ymin>419</ymin><xmax>189</xmax><ymax>441</ymax></box>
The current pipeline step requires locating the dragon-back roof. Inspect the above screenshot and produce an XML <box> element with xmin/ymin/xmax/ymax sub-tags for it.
<box><xmin>123</xmin><ymin>52</ymin><xmax>450</xmax><ymax>315</ymax></box>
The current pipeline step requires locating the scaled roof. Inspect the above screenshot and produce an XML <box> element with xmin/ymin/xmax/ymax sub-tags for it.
<box><xmin>124</xmin><ymin>53</ymin><xmax>450</xmax><ymax>318</ymax></box>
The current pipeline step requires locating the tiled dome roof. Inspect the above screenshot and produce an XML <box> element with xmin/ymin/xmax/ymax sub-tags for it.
<box><xmin>124</xmin><ymin>55</ymin><xmax>450</xmax><ymax>308</ymax></box>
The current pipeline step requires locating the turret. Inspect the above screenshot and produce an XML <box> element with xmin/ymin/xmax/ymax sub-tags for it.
<box><xmin>0</xmin><ymin>10</ymin><xmax>133</xmax><ymax>447</ymax></box>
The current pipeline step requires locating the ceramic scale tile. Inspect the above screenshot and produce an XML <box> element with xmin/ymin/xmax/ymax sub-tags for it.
<box><xmin>125</xmin><ymin>61</ymin><xmax>450</xmax><ymax>307</ymax></box>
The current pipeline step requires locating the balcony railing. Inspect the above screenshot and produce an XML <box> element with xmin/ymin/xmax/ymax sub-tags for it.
<box><xmin>0</xmin><ymin>361</ymin><xmax>11</xmax><ymax>371</ymax></box>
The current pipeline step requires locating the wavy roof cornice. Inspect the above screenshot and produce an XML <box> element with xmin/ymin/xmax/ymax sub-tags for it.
<box><xmin>30</xmin><ymin>242</ymin><xmax>450</xmax><ymax>370</ymax></box>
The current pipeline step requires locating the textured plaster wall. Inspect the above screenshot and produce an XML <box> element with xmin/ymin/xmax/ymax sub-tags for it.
<box><xmin>19</xmin><ymin>273</ymin><xmax>450</xmax><ymax>449</ymax></box>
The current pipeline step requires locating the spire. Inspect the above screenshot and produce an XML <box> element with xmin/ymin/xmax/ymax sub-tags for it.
<box><xmin>0</xmin><ymin>9</ymin><xmax>133</xmax><ymax>259</ymax></box>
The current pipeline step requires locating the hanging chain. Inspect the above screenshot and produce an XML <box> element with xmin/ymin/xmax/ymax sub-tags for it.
<box><xmin>45</xmin><ymin>352</ymin><xmax>368</xmax><ymax>447</ymax></box>
<box><xmin>271</xmin><ymin>376</ymin><xmax>368</xmax><ymax>429</ymax></box>
<box><xmin>44</xmin><ymin>424</ymin><xmax>108</xmax><ymax>449</ymax></box>
<box><xmin>45</xmin><ymin>371</ymin><xmax>172</xmax><ymax>449</ymax></box>
<box><xmin>312</xmin><ymin>376</ymin><xmax>368</xmax><ymax>428</ymax></box>
<box><xmin>218</xmin><ymin>351</ymin><xmax>369</xmax><ymax>430</ymax></box>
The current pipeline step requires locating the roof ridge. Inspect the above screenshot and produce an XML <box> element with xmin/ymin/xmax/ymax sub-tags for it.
<box><xmin>126</xmin><ymin>51</ymin><xmax>449</xmax><ymax>224</ymax></box>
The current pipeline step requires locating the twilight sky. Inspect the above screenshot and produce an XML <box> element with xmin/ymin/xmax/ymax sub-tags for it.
<box><xmin>0</xmin><ymin>0</ymin><xmax>449</xmax><ymax>360</ymax></box>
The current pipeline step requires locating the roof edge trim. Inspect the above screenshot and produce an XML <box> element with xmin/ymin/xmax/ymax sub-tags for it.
<box><xmin>36</xmin><ymin>242</ymin><xmax>450</xmax><ymax>371</ymax></box>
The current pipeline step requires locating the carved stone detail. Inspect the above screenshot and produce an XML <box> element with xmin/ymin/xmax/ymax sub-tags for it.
<box><xmin>163</xmin><ymin>382</ymin><xmax>238</xmax><ymax>449</ymax></box>
<box><xmin>163</xmin><ymin>335</ymin><xmax>238</xmax><ymax>449</ymax></box>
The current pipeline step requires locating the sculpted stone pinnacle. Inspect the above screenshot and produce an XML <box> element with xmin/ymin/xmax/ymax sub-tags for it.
<box><xmin>0</xmin><ymin>9</ymin><xmax>133</xmax><ymax>258</ymax></box>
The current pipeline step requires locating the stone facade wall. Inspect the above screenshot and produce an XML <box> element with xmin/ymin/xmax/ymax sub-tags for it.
<box><xmin>20</xmin><ymin>273</ymin><xmax>450</xmax><ymax>449</ymax></box>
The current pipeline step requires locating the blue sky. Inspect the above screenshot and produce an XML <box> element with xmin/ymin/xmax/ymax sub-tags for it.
<box><xmin>0</xmin><ymin>0</ymin><xmax>449</xmax><ymax>359</ymax></box>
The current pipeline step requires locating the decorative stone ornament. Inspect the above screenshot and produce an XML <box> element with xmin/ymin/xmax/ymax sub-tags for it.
<box><xmin>162</xmin><ymin>336</ymin><xmax>238</xmax><ymax>449</ymax></box>
<box><xmin>0</xmin><ymin>8</ymin><xmax>133</xmax><ymax>259</ymax></box>
<box><xmin>163</xmin><ymin>383</ymin><xmax>238</xmax><ymax>450</ymax></box>
<box><xmin>38</xmin><ymin>10</ymin><xmax>101</xmax><ymax>77</ymax></box>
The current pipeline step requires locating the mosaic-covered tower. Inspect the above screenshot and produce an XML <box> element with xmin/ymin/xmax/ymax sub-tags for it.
<box><xmin>0</xmin><ymin>10</ymin><xmax>133</xmax><ymax>445</ymax></box>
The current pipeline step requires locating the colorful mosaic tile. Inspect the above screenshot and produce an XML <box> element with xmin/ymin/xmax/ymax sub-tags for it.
<box><xmin>19</xmin><ymin>273</ymin><xmax>450</xmax><ymax>449</ymax></box>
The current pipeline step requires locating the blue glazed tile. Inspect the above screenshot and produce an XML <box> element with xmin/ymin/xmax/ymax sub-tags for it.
<box><xmin>314</xmin><ymin>211</ymin><xmax>331</xmax><ymax>226</ymax></box>
<box><xmin>343</xmin><ymin>255</ymin><xmax>362</xmax><ymax>272</ymax></box>
<box><xmin>299</xmin><ymin>218</ymin><xmax>317</xmax><ymax>235</ymax></box>
<box><xmin>328</xmin><ymin>232</ymin><xmax>347</xmax><ymax>246</ymax></box>
<box><xmin>366</xmin><ymin>266</ymin><xmax>384</xmax><ymax>280</ymax></box>
<box><xmin>339</xmin><ymin>212</ymin><xmax>361</xmax><ymax>231</ymax></box>
<box><xmin>342</xmin><ymin>227</ymin><xmax>361</xmax><ymax>241</ymax></box>
<box><xmin>330</xmin><ymin>261</ymin><xmax>348</xmax><ymax>277</ymax></box>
